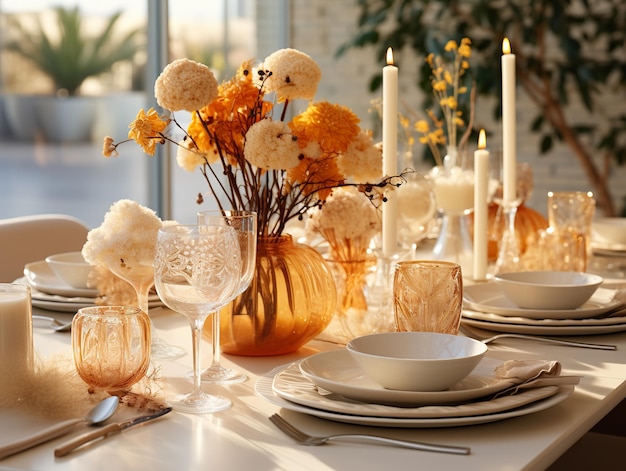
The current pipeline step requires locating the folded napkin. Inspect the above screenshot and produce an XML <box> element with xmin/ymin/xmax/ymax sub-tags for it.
<box><xmin>611</xmin><ymin>287</ymin><xmax>626</xmax><ymax>306</ymax></box>
<box><xmin>493</xmin><ymin>359</ymin><xmax>581</xmax><ymax>398</ymax></box>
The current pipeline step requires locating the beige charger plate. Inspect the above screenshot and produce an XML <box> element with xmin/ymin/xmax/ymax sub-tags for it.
<box><xmin>255</xmin><ymin>364</ymin><xmax>574</xmax><ymax>428</ymax></box>
<box><xmin>273</xmin><ymin>361</ymin><xmax>559</xmax><ymax>418</ymax></box>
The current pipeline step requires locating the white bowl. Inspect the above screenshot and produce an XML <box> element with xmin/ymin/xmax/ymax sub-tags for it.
<box><xmin>346</xmin><ymin>332</ymin><xmax>487</xmax><ymax>392</ymax></box>
<box><xmin>45</xmin><ymin>251</ymin><xmax>92</xmax><ymax>289</ymax></box>
<box><xmin>592</xmin><ymin>217</ymin><xmax>626</xmax><ymax>246</ymax></box>
<box><xmin>494</xmin><ymin>271</ymin><xmax>603</xmax><ymax>310</ymax></box>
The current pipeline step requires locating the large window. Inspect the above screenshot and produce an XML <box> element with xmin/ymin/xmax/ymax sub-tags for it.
<box><xmin>0</xmin><ymin>1</ymin><xmax>256</xmax><ymax>227</ymax></box>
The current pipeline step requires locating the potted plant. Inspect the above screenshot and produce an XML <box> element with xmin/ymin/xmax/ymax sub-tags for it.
<box><xmin>3</xmin><ymin>6</ymin><xmax>141</xmax><ymax>142</ymax></box>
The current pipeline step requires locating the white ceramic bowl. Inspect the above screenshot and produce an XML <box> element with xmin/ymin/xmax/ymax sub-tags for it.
<box><xmin>346</xmin><ymin>332</ymin><xmax>487</xmax><ymax>392</ymax></box>
<box><xmin>45</xmin><ymin>251</ymin><xmax>92</xmax><ymax>289</ymax></box>
<box><xmin>494</xmin><ymin>271</ymin><xmax>603</xmax><ymax>310</ymax></box>
<box><xmin>592</xmin><ymin>217</ymin><xmax>626</xmax><ymax>246</ymax></box>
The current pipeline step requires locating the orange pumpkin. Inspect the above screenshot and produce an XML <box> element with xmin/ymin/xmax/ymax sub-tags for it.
<box><xmin>470</xmin><ymin>203</ymin><xmax>549</xmax><ymax>263</ymax></box>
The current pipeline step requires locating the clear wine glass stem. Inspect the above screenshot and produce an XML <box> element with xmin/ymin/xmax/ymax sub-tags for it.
<box><xmin>211</xmin><ymin>309</ymin><xmax>221</xmax><ymax>368</ymax></box>
<box><xmin>111</xmin><ymin>268</ymin><xmax>185</xmax><ymax>360</ymax></box>
<box><xmin>130</xmin><ymin>279</ymin><xmax>176</xmax><ymax>357</ymax></box>
<box><xmin>134</xmin><ymin>279</ymin><xmax>152</xmax><ymax>316</ymax></box>
<box><xmin>190</xmin><ymin>316</ymin><xmax>206</xmax><ymax>400</ymax></box>
<box><xmin>198</xmin><ymin>307</ymin><xmax>247</xmax><ymax>384</ymax></box>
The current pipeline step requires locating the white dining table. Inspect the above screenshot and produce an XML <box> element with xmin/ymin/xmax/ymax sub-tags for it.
<box><xmin>2</xmin><ymin>283</ymin><xmax>626</xmax><ymax>471</ymax></box>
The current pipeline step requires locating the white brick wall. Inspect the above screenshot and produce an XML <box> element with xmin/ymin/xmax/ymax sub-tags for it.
<box><xmin>257</xmin><ymin>0</ymin><xmax>626</xmax><ymax>217</ymax></box>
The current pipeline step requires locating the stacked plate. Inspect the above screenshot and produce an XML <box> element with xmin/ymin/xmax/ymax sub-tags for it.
<box><xmin>591</xmin><ymin>217</ymin><xmax>626</xmax><ymax>256</ymax></box>
<box><xmin>255</xmin><ymin>350</ymin><xmax>574</xmax><ymax>428</ymax></box>
<box><xmin>462</xmin><ymin>283</ymin><xmax>626</xmax><ymax>335</ymax></box>
<box><xmin>18</xmin><ymin>260</ymin><xmax>161</xmax><ymax>313</ymax></box>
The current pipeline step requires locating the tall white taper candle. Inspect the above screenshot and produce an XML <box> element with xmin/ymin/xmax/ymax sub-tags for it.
<box><xmin>473</xmin><ymin>130</ymin><xmax>490</xmax><ymax>280</ymax></box>
<box><xmin>382</xmin><ymin>47</ymin><xmax>398</xmax><ymax>257</ymax></box>
<box><xmin>502</xmin><ymin>38</ymin><xmax>517</xmax><ymax>205</ymax></box>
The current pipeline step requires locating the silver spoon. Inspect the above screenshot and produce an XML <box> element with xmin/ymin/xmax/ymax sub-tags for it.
<box><xmin>0</xmin><ymin>396</ymin><xmax>119</xmax><ymax>459</ymax></box>
<box><xmin>32</xmin><ymin>314</ymin><xmax>73</xmax><ymax>332</ymax></box>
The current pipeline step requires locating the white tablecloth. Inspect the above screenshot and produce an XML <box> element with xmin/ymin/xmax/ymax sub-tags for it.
<box><xmin>2</xmin><ymin>301</ymin><xmax>626</xmax><ymax>471</ymax></box>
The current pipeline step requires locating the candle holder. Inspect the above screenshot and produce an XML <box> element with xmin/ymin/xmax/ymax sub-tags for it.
<box><xmin>492</xmin><ymin>201</ymin><xmax>523</xmax><ymax>274</ymax></box>
<box><xmin>430</xmin><ymin>147</ymin><xmax>475</xmax><ymax>274</ymax></box>
<box><xmin>489</xmin><ymin>162</ymin><xmax>534</xmax><ymax>275</ymax></box>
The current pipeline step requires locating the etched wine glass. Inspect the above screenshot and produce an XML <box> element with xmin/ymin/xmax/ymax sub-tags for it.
<box><xmin>154</xmin><ymin>224</ymin><xmax>241</xmax><ymax>413</ymax></box>
<box><xmin>107</xmin><ymin>262</ymin><xmax>185</xmax><ymax>360</ymax></box>
<box><xmin>396</xmin><ymin>172</ymin><xmax>437</xmax><ymax>257</ymax></box>
<box><xmin>197</xmin><ymin>210</ymin><xmax>257</xmax><ymax>384</ymax></box>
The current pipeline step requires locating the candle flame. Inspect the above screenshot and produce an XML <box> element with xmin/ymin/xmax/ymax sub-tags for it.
<box><xmin>502</xmin><ymin>38</ymin><xmax>511</xmax><ymax>54</ymax></box>
<box><xmin>386</xmin><ymin>47</ymin><xmax>394</xmax><ymax>66</ymax></box>
<box><xmin>478</xmin><ymin>129</ymin><xmax>486</xmax><ymax>149</ymax></box>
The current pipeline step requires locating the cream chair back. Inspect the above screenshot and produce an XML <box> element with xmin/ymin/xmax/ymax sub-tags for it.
<box><xmin>0</xmin><ymin>214</ymin><xmax>89</xmax><ymax>282</ymax></box>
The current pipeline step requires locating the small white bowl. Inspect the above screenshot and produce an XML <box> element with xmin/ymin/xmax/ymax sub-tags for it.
<box><xmin>592</xmin><ymin>217</ymin><xmax>626</xmax><ymax>246</ymax></box>
<box><xmin>346</xmin><ymin>332</ymin><xmax>487</xmax><ymax>392</ymax></box>
<box><xmin>494</xmin><ymin>271</ymin><xmax>603</xmax><ymax>310</ymax></box>
<box><xmin>45</xmin><ymin>251</ymin><xmax>92</xmax><ymax>289</ymax></box>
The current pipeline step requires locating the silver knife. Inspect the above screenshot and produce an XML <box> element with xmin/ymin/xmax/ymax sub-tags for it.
<box><xmin>54</xmin><ymin>407</ymin><xmax>172</xmax><ymax>457</ymax></box>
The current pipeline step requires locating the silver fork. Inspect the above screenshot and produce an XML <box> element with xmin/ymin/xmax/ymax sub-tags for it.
<box><xmin>460</xmin><ymin>323</ymin><xmax>616</xmax><ymax>350</ymax></box>
<box><xmin>269</xmin><ymin>414</ymin><xmax>470</xmax><ymax>455</ymax></box>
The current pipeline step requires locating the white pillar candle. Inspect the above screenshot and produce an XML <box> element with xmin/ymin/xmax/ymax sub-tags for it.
<box><xmin>0</xmin><ymin>284</ymin><xmax>33</xmax><ymax>373</ymax></box>
<box><xmin>473</xmin><ymin>130</ymin><xmax>490</xmax><ymax>281</ymax></box>
<box><xmin>502</xmin><ymin>38</ymin><xmax>517</xmax><ymax>204</ymax></box>
<box><xmin>382</xmin><ymin>47</ymin><xmax>398</xmax><ymax>257</ymax></box>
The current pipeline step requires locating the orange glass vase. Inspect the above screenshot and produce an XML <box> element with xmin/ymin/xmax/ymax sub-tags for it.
<box><xmin>210</xmin><ymin>234</ymin><xmax>336</xmax><ymax>356</ymax></box>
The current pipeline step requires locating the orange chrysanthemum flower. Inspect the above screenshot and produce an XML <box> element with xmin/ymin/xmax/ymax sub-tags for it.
<box><xmin>287</xmin><ymin>154</ymin><xmax>344</xmax><ymax>201</ymax></box>
<box><xmin>290</xmin><ymin>101</ymin><xmax>360</xmax><ymax>154</ymax></box>
<box><xmin>191</xmin><ymin>60</ymin><xmax>273</xmax><ymax>166</ymax></box>
<box><xmin>128</xmin><ymin>108</ymin><xmax>169</xmax><ymax>156</ymax></box>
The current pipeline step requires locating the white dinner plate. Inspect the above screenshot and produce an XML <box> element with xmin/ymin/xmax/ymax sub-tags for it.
<box><xmin>15</xmin><ymin>276</ymin><xmax>163</xmax><ymax>313</ymax></box>
<box><xmin>23</xmin><ymin>261</ymin><xmax>98</xmax><ymax>297</ymax></box>
<box><xmin>31</xmin><ymin>299</ymin><xmax>95</xmax><ymax>312</ymax></box>
<box><xmin>461</xmin><ymin>317</ymin><xmax>626</xmax><ymax>336</ymax></box>
<box><xmin>591</xmin><ymin>242</ymin><xmax>626</xmax><ymax>256</ymax></box>
<box><xmin>30</xmin><ymin>296</ymin><xmax>164</xmax><ymax>313</ymax></box>
<box><xmin>298</xmin><ymin>350</ymin><xmax>515</xmax><ymax>406</ymax></box>
<box><xmin>273</xmin><ymin>361</ymin><xmax>559</xmax><ymax>418</ymax></box>
<box><xmin>256</xmin><ymin>365</ymin><xmax>574</xmax><ymax>428</ymax></box>
<box><xmin>463</xmin><ymin>283</ymin><xmax>622</xmax><ymax>319</ymax></box>
<box><xmin>30</xmin><ymin>289</ymin><xmax>96</xmax><ymax>304</ymax></box>
<box><xmin>462</xmin><ymin>309</ymin><xmax>626</xmax><ymax>327</ymax></box>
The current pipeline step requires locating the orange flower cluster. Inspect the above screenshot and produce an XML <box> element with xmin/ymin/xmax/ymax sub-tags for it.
<box><xmin>188</xmin><ymin>60</ymin><xmax>272</xmax><ymax>166</ymax></box>
<box><xmin>104</xmin><ymin>49</ymin><xmax>404</xmax><ymax>237</ymax></box>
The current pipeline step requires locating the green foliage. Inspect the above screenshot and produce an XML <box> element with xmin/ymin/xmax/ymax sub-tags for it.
<box><xmin>5</xmin><ymin>6</ymin><xmax>142</xmax><ymax>96</ymax></box>
<box><xmin>339</xmin><ymin>0</ymin><xmax>626</xmax><ymax>167</ymax></box>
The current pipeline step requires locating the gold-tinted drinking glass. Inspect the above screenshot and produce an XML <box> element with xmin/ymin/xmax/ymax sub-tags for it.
<box><xmin>521</xmin><ymin>227</ymin><xmax>587</xmax><ymax>272</ymax></box>
<box><xmin>393</xmin><ymin>260</ymin><xmax>463</xmax><ymax>334</ymax></box>
<box><xmin>72</xmin><ymin>306</ymin><xmax>151</xmax><ymax>392</ymax></box>
<box><xmin>547</xmin><ymin>191</ymin><xmax>595</xmax><ymax>258</ymax></box>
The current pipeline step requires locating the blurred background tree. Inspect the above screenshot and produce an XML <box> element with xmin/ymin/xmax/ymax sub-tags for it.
<box><xmin>339</xmin><ymin>0</ymin><xmax>626</xmax><ymax>216</ymax></box>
